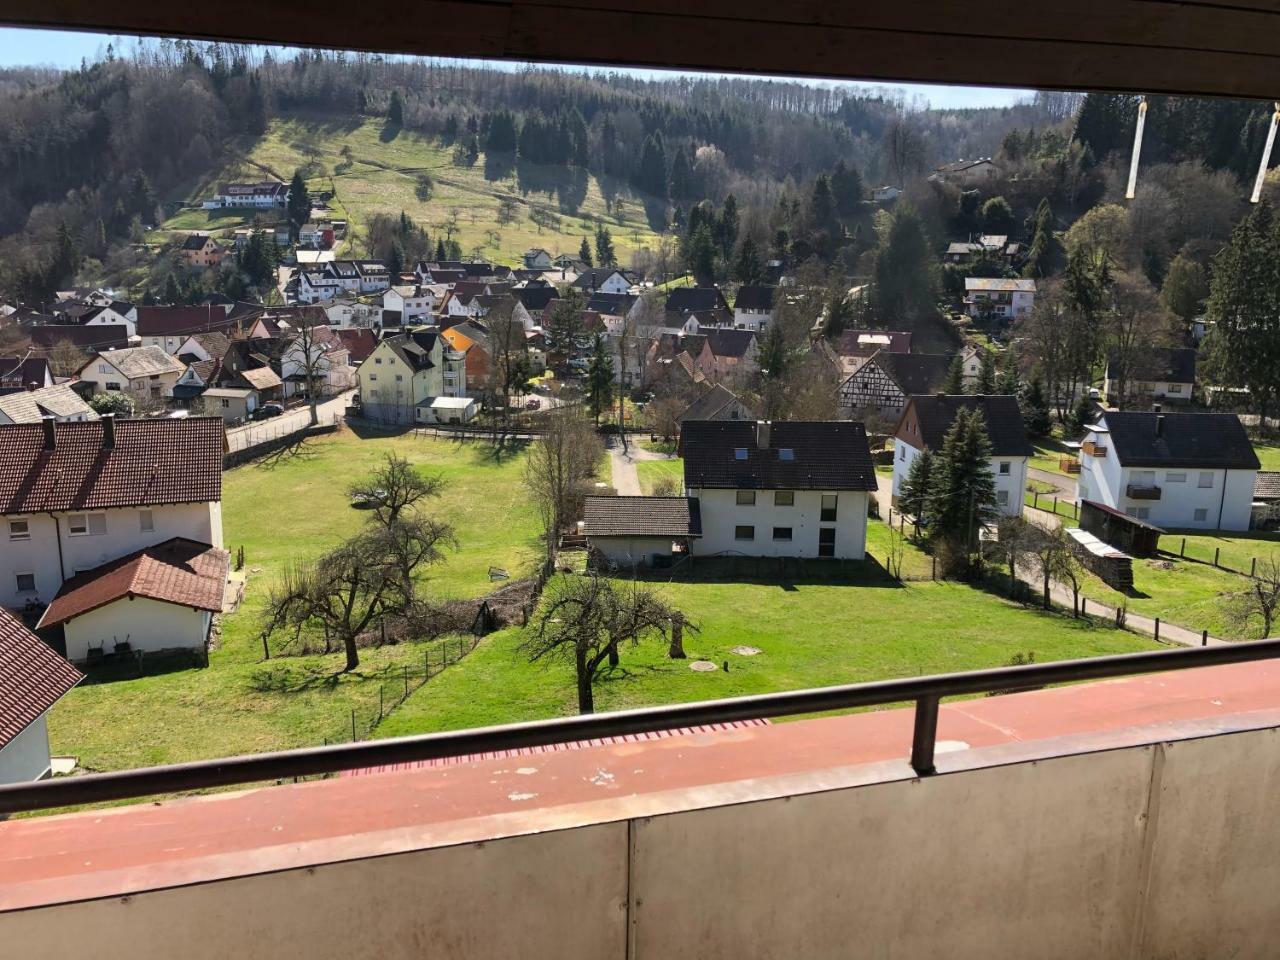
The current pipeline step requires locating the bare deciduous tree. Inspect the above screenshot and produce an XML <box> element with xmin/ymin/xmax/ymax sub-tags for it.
<box><xmin>1227</xmin><ymin>557</ymin><xmax>1280</xmax><ymax>638</ymax></box>
<box><xmin>523</xmin><ymin>572</ymin><xmax>684</xmax><ymax>713</ymax></box>
<box><xmin>349</xmin><ymin>452</ymin><xmax>445</xmax><ymax>525</ymax></box>
<box><xmin>524</xmin><ymin>408</ymin><xmax>603</xmax><ymax>563</ymax></box>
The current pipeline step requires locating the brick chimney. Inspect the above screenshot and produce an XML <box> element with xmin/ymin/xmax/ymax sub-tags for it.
<box><xmin>101</xmin><ymin>413</ymin><xmax>116</xmax><ymax>449</ymax></box>
<box><xmin>41</xmin><ymin>415</ymin><xmax>56</xmax><ymax>450</ymax></box>
<box><xmin>756</xmin><ymin>420</ymin><xmax>771</xmax><ymax>450</ymax></box>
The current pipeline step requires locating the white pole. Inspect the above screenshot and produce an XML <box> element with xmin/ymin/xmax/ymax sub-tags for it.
<box><xmin>1251</xmin><ymin>103</ymin><xmax>1280</xmax><ymax>203</ymax></box>
<box><xmin>1125</xmin><ymin>98</ymin><xmax>1148</xmax><ymax>200</ymax></box>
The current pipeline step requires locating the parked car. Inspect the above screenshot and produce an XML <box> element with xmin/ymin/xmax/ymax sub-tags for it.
<box><xmin>255</xmin><ymin>402</ymin><xmax>285</xmax><ymax>420</ymax></box>
<box><xmin>525</xmin><ymin>398</ymin><xmax>541</xmax><ymax>410</ymax></box>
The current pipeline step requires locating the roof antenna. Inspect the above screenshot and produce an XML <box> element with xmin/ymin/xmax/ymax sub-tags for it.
<box><xmin>1125</xmin><ymin>96</ymin><xmax>1147</xmax><ymax>201</ymax></box>
<box><xmin>1251</xmin><ymin>102</ymin><xmax>1280</xmax><ymax>204</ymax></box>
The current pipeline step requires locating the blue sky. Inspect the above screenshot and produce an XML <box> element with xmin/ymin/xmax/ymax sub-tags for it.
<box><xmin>0</xmin><ymin>27</ymin><xmax>1031</xmax><ymax>110</ymax></box>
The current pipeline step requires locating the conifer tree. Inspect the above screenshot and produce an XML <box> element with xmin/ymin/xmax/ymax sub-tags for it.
<box><xmin>926</xmin><ymin>408</ymin><xmax>998</xmax><ymax>553</ymax></box>
<box><xmin>942</xmin><ymin>354</ymin><xmax>966</xmax><ymax>394</ymax></box>
<box><xmin>586</xmin><ymin>335</ymin><xmax>615</xmax><ymax>426</ymax></box>
<box><xmin>898</xmin><ymin>448</ymin><xmax>934</xmax><ymax>525</ymax></box>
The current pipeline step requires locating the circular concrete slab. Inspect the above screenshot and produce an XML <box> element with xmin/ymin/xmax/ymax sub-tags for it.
<box><xmin>689</xmin><ymin>660</ymin><xmax>718</xmax><ymax>672</ymax></box>
<box><xmin>730</xmin><ymin>645</ymin><xmax>762</xmax><ymax>656</ymax></box>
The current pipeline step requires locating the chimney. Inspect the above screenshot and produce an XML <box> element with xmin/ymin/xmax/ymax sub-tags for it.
<box><xmin>101</xmin><ymin>413</ymin><xmax>116</xmax><ymax>449</ymax></box>
<box><xmin>41</xmin><ymin>415</ymin><xmax>56</xmax><ymax>450</ymax></box>
<box><xmin>1152</xmin><ymin>403</ymin><xmax>1162</xmax><ymax>414</ymax></box>
<box><xmin>1155</xmin><ymin>414</ymin><xmax>1165</xmax><ymax>438</ymax></box>
<box><xmin>756</xmin><ymin>420</ymin><xmax>771</xmax><ymax>450</ymax></box>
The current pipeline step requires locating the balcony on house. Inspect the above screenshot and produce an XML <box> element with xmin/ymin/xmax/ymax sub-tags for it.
<box><xmin>1126</xmin><ymin>483</ymin><xmax>1162</xmax><ymax>500</ymax></box>
<box><xmin>1082</xmin><ymin>440</ymin><xmax>1108</xmax><ymax>457</ymax></box>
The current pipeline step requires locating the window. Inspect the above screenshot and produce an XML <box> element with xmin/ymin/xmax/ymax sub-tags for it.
<box><xmin>774</xmin><ymin>491</ymin><xmax>794</xmax><ymax>507</ymax></box>
<box><xmin>734</xmin><ymin>525</ymin><xmax>755</xmax><ymax>541</ymax></box>
<box><xmin>996</xmin><ymin>490</ymin><xmax>1009</xmax><ymax>506</ymax></box>
<box><xmin>368</xmin><ymin>374</ymin><xmax>377</xmax><ymax>382</ymax></box>
<box><xmin>375</xmin><ymin>358</ymin><xmax>382</xmax><ymax>364</ymax></box>
<box><xmin>67</xmin><ymin>513</ymin><xmax>106</xmax><ymax>536</ymax></box>
<box><xmin>898</xmin><ymin>445</ymin><xmax>906</xmax><ymax>462</ymax></box>
<box><xmin>1166</xmin><ymin>472</ymin><xmax>1186</xmax><ymax>483</ymax></box>
<box><xmin>999</xmin><ymin>461</ymin><xmax>1011</xmax><ymax>475</ymax></box>
<box><xmin>818</xmin><ymin>527</ymin><xmax>836</xmax><ymax>558</ymax></box>
<box><xmin>1194</xmin><ymin>508</ymin><xmax>1209</xmax><ymax>522</ymax></box>
<box><xmin>106</xmin><ymin>381</ymin><xmax>121</xmax><ymax>391</ymax></box>
<box><xmin>772</xmin><ymin>527</ymin><xmax>793</xmax><ymax>541</ymax></box>
<box><xmin>139</xmin><ymin>510</ymin><xmax>154</xmax><ymax>533</ymax></box>
<box><xmin>778</xmin><ymin>448</ymin><xmax>794</xmax><ymax>461</ymax></box>
<box><xmin>1198</xmin><ymin>472</ymin><xmax>1214</xmax><ymax>489</ymax></box>
<box><xmin>15</xmin><ymin>573</ymin><xmax>35</xmax><ymax>593</ymax></box>
<box><xmin>821</xmin><ymin>494</ymin><xmax>838</xmax><ymax>522</ymax></box>
<box><xmin>1167</xmin><ymin>383</ymin><xmax>1184</xmax><ymax>394</ymax></box>
<box><xmin>736</xmin><ymin>490</ymin><xmax>756</xmax><ymax>506</ymax></box>
<box><xmin>1128</xmin><ymin>506</ymin><xmax>1151</xmax><ymax>520</ymax></box>
<box><xmin>220</xmin><ymin>398</ymin><xmax>231</xmax><ymax>409</ymax></box>
<box><xmin>8</xmin><ymin>520</ymin><xmax>30</xmax><ymax>541</ymax></box>
<box><xmin>734</xmin><ymin>448</ymin><xmax>748</xmax><ymax>460</ymax></box>
<box><xmin>395</xmin><ymin>374</ymin><xmax>403</xmax><ymax>382</ymax></box>
<box><xmin>98</xmin><ymin>364</ymin><xmax>108</xmax><ymax>374</ymax></box>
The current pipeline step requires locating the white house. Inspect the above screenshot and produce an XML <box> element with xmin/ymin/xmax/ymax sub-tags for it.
<box><xmin>891</xmin><ymin>394</ymin><xmax>1033</xmax><ymax>517</ymax></box>
<box><xmin>75</xmin><ymin>346</ymin><xmax>186</xmax><ymax>403</ymax></box>
<box><xmin>320</xmin><ymin>296</ymin><xmax>383</xmax><ymax>330</ymax></box>
<box><xmin>356</xmin><ymin>329</ymin><xmax>468</xmax><ymax>425</ymax></box>
<box><xmin>203</xmin><ymin>181</ymin><xmax>289</xmax><ymax>209</ymax></box>
<box><xmin>572</xmin><ymin>268</ymin><xmax>635</xmax><ymax>295</ymax></box>
<box><xmin>0</xmin><ymin>416</ymin><xmax>226</xmax><ymax>611</ymax></box>
<box><xmin>522</xmin><ymin>248</ymin><xmax>553</xmax><ymax>270</ymax></box>
<box><xmin>382</xmin><ymin>285</ymin><xmax>437</xmax><ymax>323</ymax></box>
<box><xmin>872</xmin><ymin>185</ymin><xmax>902</xmax><ymax>202</ymax></box>
<box><xmin>38</xmin><ymin>538</ymin><xmax>230</xmax><ymax>664</ymax></box>
<box><xmin>1076</xmin><ymin>411</ymin><xmax>1260</xmax><ymax>531</ymax></box>
<box><xmin>280</xmin><ymin>324</ymin><xmax>353</xmax><ymax>397</ymax></box>
<box><xmin>963</xmin><ymin>278</ymin><xmax>1036</xmax><ymax>321</ymax></box>
<box><xmin>0</xmin><ymin>384</ymin><xmax>97</xmax><ymax>425</ymax></box>
<box><xmin>62</xmin><ymin>300</ymin><xmax>137</xmax><ymax>338</ymax></box>
<box><xmin>201</xmin><ymin>386</ymin><xmax>258</xmax><ymax>423</ymax></box>
<box><xmin>582</xmin><ymin>496</ymin><xmax>701</xmax><ymax>568</ymax></box>
<box><xmin>960</xmin><ymin>344</ymin><xmax>984</xmax><ymax>385</ymax></box>
<box><xmin>1103</xmin><ymin>347</ymin><xmax>1196</xmax><ymax>406</ymax></box>
<box><xmin>680</xmin><ymin>420</ymin><xmax>876</xmax><ymax>559</ymax></box>
<box><xmin>733</xmin><ymin>285</ymin><xmax>776</xmax><ymax>332</ymax></box>
<box><xmin>0</xmin><ymin>608</ymin><xmax>82</xmax><ymax>784</ymax></box>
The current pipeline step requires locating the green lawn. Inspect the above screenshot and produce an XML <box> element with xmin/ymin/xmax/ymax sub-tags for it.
<box><xmin>161</xmin><ymin>112</ymin><xmax>665</xmax><ymax>264</ymax></box>
<box><xmin>1074</xmin><ymin>530</ymin><xmax>1280</xmax><ymax>639</ymax></box>
<box><xmin>1024</xmin><ymin>490</ymin><xmax>1081</xmax><ymax>521</ymax></box>
<box><xmin>48</xmin><ymin>430</ymin><xmax>544</xmax><ymax>772</ymax></box>
<box><xmin>1251</xmin><ymin>440</ymin><xmax>1280</xmax><ymax>472</ymax></box>
<box><xmin>1029</xmin><ymin>438</ymin><xmax>1079</xmax><ymax>477</ymax></box>
<box><xmin>636</xmin><ymin>458</ymin><xmax>684</xmax><ymax>494</ymax></box>
<box><xmin>379</xmin><ymin>561</ymin><xmax>1156</xmax><ymax>737</ymax></box>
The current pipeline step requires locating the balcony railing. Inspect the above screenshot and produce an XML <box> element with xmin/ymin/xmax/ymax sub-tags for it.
<box><xmin>1126</xmin><ymin>484</ymin><xmax>1162</xmax><ymax>500</ymax></box>
<box><xmin>1082</xmin><ymin>441</ymin><xmax>1107</xmax><ymax>457</ymax></box>
<box><xmin>3</xmin><ymin>639</ymin><xmax>1280</xmax><ymax>816</ymax></box>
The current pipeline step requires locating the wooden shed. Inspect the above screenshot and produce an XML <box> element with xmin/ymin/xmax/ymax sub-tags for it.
<box><xmin>1079</xmin><ymin>499</ymin><xmax>1164</xmax><ymax>559</ymax></box>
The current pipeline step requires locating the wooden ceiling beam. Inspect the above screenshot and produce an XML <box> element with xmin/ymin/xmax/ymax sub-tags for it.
<box><xmin>3</xmin><ymin>0</ymin><xmax>1280</xmax><ymax>100</ymax></box>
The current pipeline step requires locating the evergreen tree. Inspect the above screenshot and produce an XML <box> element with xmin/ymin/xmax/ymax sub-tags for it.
<box><xmin>995</xmin><ymin>357</ymin><xmax>1022</xmax><ymax>396</ymax></box>
<box><xmin>926</xmin><ymin>408</ymin><xmax>998</xmax><ymax>553</ymax></box>
<box><xmin>942</xmin><ymin>354</ymin><xmax>965</xmax><ymax>394</ymax></box>
<box><xmin>287</xmin><ymin>170</ymin><xmax>311</xmax><ymax>235</ymax></box>
<box><xmin>579</xmin><ymin>236</ymin><xmax>593</xmax><ymax>266</ymax></box>
<box><xmin>831</xmin><ymin>159</ymin><xmax>865</xmax><ymax>216</ymax></box>
<box><xmin>1065</xmin><ymin>394</ymin><xmax>1096</xmax><ymax>436</ymax></box>
<box><xmin>872</xmin><ymin>205</ymin><xmax>936</xmax><ymax>323</ymax></box>
<box><xmin>130</xmin><ymin>171</ymin><xmax>158</xmax><ymax>224</ymax></box>
<box><xmin>823</xmin><ymin>285</ymin><xmax>855</xmax><ymax>339</ymax></box>
<box><xmin>732</xmin><ymin>236</ymin><xmax>764</xmax><ymax>284</ymax></box>
<box><xmin>1022</xmin><ymin>378</ymin><xmax>1052</xmax><ymax>436</ymax></box>
<box><xmin>386</xmin><ymin>242</ymin><xmax>404</xmax><ymax>278</ymax></box>
<box><xmin>685</xmin><ymin>223</ymin><xmax>717</xmax><ymax>284</ymax></box>
<box><xmin>669</xmin><ymin>146</ymin><xmax>693</xmax><ymax>199</ymax></box>
<box><xmin>435</xmin><ymin>238</ymin><xmax>447</xmax><ymax>261</ymax></box>
<box><xmin>1161</xmin><ymin>252</ymin><xmax>1209</xmax><ymax>321</ymax></box>
<box><xmin>716</xmin><ymin>194</ymin><xmax>739</xmax><ymax>259</ymax></box>
<box><xmin>809</xmin><ymin>175</ymin><xmax>838</xmax><ymax>233</ymax></box>
<box><xmin>898</xmin><ymin>448</ymin><xmax>934</xmax><ymax>524</ymax></box>
<box><xmin>546</xmin><ymin>289</ymin><xmax>585</xmax><ymax>354</ymax></box>
<box><xmin>161</xmin><ymin>272</ymin><xmax>182</xmax><ymax>305</ymax></box>
<box><xmin>636</xmin><ymin>132</ymin><xmax>668</xmax><ymax>197</ymax></box>
<box><xmin>485</xmin><ymin>109</ymin><xmax>519</xmax><ymax>153</ymax></box>
<box><xmin>586</xmin><ymin>335</ymin><xmax>615</xmax><ymax>425</ymax></box>
<box><xmin>1206</xmin><ymin>201</ymin><xmax>1280</xmax><ymax>423</ymax></box>
<box><xmin>594</xmin><ymin>224</ymin><xmax>616</xmax><ymax>268</ymax></box>
<box><xmin>975</xmin><ymin>350</ymin><xmax>997</xmax><ymax>394</ymax></box>
<box><xmin>388</xmin><ymin>90</ymin><xmax>404</xmax><ymax>126</ymax></box>
<box><xmin>758</xmin><ymin>321</ymin><xmax>789</xmax><ymax>380</ymax></box>
<box><xmin>980</xmin><ymin>196</ymin><xmax>1014</xmax><ymax>234</ymax></box>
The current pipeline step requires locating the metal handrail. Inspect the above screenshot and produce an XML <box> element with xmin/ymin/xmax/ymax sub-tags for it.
<box><xmin>4</xmin><ymin>638</ymin><xmax>1280</xmax><ymax>815</ymax></box>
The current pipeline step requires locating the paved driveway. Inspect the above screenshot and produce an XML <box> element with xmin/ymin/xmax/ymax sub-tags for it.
<box><xmin>225</xmin><ymin>390</ymin><xmax>353</xmax><ymax>452</ymax></box>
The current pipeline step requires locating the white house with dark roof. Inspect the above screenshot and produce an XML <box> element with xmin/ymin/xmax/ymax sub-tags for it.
<box><xmin>0</xmin><ymin>416</ymin><xmax>226</xmax><ymax>610</ymax></box>
<box><xmin>963</xmin><ymin>277</ymin><xmax>1035</xmax><ymax>320</ymax></box>
<box><xmin>1075</xmin><ymin>411</ymin><xmax>1259</xmax><ymax>531</ymax></box>
<box><xmin>680</xmin><ymin>420</ymin><xmax>877</xmax><ymax>559</ymax></box>
<box><xmin>891</xmin><ymin>394</ymin><xmax>1033</xmax><ymax>516</ymax></box>
<box><xmin>0</xmin><ymin>607</ymin><xmax>82</xmax><ymax>784</ymax></box>
<box><xmin>733</xmin><ymin>285</ymin><xmax>775</xmax><ymax>331</ymax></box>
<box><xmin>1103</xmin><ymin>347</ymin><xmax>1197</xmax><ymax>406</ymax></box>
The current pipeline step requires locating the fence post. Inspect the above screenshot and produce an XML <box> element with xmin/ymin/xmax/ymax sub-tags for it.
<box><xmin>1214</xmin><ymin>547</ymin><xmax>1220</xmax><ymax>568</ymax></box>
<box><xmin>1033</xmin><ymin>492</ymin><xmax>1039</xmax><ymax>510</ymax></box>
<box><xmin>931</xmin><ymin>556</ymin><xmax>937</xmax><ymax>581</ymax></box>
<box><xmin>1053</xmin><ymin>496</ymin><xmax>1058</xmax><ymax>515</ymax></box>
<box><xmin>404</xmin><ymin>665</ymin><xmax>410</xmax><ymax>697</ymax></box>
<box><xmin>1252</xmin><ymin>557</ymin><xmax>1257</xmax><ymax>578</ymax></box>
<box><xmin>1115</xmin><ymin>607</ymin><xmax>1122</xmax><ymax>627</ymax></box>
<box><xmin>1180</xmin><ymin>537</ymin><xmax>1186</xmax><ymax>557</ymax></box>
<box><xmin>379</xmin><ymin>684</ymin><xmax>385</xmax><ymax>721</ymax></box>
<box><xmin>1202</xmin><ymin>629</ymin><xmax>1209</xmax><ymax>647</ymax></box>
<box><xmin>1154</xmin><ymin>617</ymin><xmax>1161</xmax><ymax>643</ymax></box>
<box><xmin>1080</xmin><ymin>597</ymin><xmax>1087</xmax><ymax>619</ymax></box>
<box><xmin>351</xmin><ymin>708</ymin><xmax>357</xmax><ymax>742</ymax></box>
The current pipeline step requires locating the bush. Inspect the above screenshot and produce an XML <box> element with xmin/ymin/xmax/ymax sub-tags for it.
<box><xmin>651</xmin><ymin>474</ymin><xmax>680</xmax><ymax>496</ymax></box>
<box><xmin>89</xmin><ymin>391</ymin><xmax>135</xmax><ymax>418</ymax></box>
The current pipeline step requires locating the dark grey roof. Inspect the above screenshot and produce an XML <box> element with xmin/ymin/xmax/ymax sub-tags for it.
<box><xmin>703</xmin><ymin>327</ymin><xmax>756</xmax><ymax>359</ymax></box>
<box><xmin>583</xmin><ymin>496</ymin><xmax>701</xmax><ymax>538</ymax></box>
<box><xmin>28</xmin><ymin>324</ymin><xmax>129</xmax><ymax>353</ymax></box>
<box><xmin>680</xmin><ymin>420</ymin><xmax>877</xmax><ymax>491</ymax></box>
<box><xmin>874</xmin><ymin>353</ymin><xmax>954</xmax><ymax>395</ymax></box>
<box><xmin>180</xmin><ymin>234</ymin><xmax>212</xmax><ymax>251</ymax></box>
<box><xmin>666</xmin><ymin>286</ymin><xmax>729</xmax><ymax>314</ymax></box>
<box><xmin>385</xmin><ymin>330</ymin><xmax>440</xmax><ymax>372</ymax></box>
<box><xmin>572</xmin><ymin>267</ymin><xmax>630</xmax><ymax>290</ymax></box>
<box><xmin>586</xmin><ymin>291</ymin><xmax>638</xmax><ymax>315</ymax></box>
<box><xmin>1102</xmin><ymin>412</ymin><xmax>1260</xmax><ymax>470</ymax></box>
<box><xmin>1255</xmin><ymin>472</ymin><xmax>1280</xmax><ymax>500</ymax></box>
<box><xmin>679</xmin><ymin>383</ymin><xmax>754</xmax><ymax>422</ymax></box>
<box><xmin>902</xmin><ymin>394</ymin><xmax>1033</xmax><ymax>457</ymax></box>
<box><xmin>1106</xmin><ymin>347</ymin><xmax>1197</xmax><ymax>383</ymax></box>
<box><xmin>734</xmin><ymin>285</ymin><xmax>776</xmax><ymax>311</ymax></box>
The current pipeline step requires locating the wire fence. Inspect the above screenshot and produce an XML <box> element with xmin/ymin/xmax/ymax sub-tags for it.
<box><xmin>225</xmin><ymin>409</ymin><xmax>343</xmax><ymax>452</ymax></box>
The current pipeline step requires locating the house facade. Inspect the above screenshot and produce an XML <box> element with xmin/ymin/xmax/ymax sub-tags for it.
<box><xmin>0</xmin><ymin>416</ymin><xmax>225</xmax><ymax>611</ymax></box>
<box><xmin>1075</xmin><ymin>411</ymin><xmax>1259</xmax><ymax>531</ymax></box>
<box><xmin>891</xmin><ymin>394</ymin><xmax>1032</xmax><ymax>517</ymax></box>
<box><xmin>383</xmin><ymin>285</ymin><xmax>437</xmax><ymax>323</ymax></box>
<box><xmin>681</xmin><ymin>420</ymin><xmax>876</xmax><ymax>559</ymax></box>
<box><xmin>1103</xmin><ymin>347</ymin><xmax>1196</xmax><ymax>406</ymax></box>
<box><xmin>203</xmin><ymin>181</ymin><xmax>289</xmax><ymax>209</ymax></box>
<box><xmin>838</xmin><ymin>353</ymin><xmax>953</xmax><ymax>414</ymax></box>
<box><xmin>356</xmin><ymin>330</ymin><xmax>467</xmax><ymax>425</ymax></box>
<box><xmin>178</xmin><ymin>234</ymin><xmax>223</xmax><ymax>270</ymax></box>
<box><xmin>522</xmin><ymin>248</ymin><xmax>553</xmax><ymax>270</ymax></box>
<box><xmin>76</xmin><ymin>346</ymin><xmax>185</xmax><ymax>402</ymax></box>
<box><xmin>0</xmin><ymin>608</ymin><xmax>82</xmax><ymax>784</ymax></box>
<box><xmin>733</xmin><ymin>286</ymin><xmax>775</xmax><ymax>332</ymax></box>
<box><xmin>932</xmin><ymin>158</ymin><xmax>1003</xmax><ymax>185</ymax></box>
<box><xmin>964</xmin><ymin>278</ymin><xmax>1036</xmax><ymax>321</ymax></box>
<box><xmin>0</xmin><ymin>384</ymin><xmax>97</xmax><ymax>425</ymax></box>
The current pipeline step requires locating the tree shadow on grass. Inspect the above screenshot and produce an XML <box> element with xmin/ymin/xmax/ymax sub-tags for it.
<box><xmin>632</xmin><ymin>556</ymin><xmax>906</xmax><ymax>590</ymax></box>
<box><xmin>380</xmin><ymin>120</ymin><xmax>403</xmax><ymax>144</ymax></box>
<box><xmin>252</xmin><ymin>436</ymin><xmax>321</xmax><ymax>470</ymax></box>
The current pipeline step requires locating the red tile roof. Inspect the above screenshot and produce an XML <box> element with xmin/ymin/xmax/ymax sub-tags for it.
<box><xmin>0</xmin><ymin>608</ymin><xmax>82</xmax><ymax>750</ymax></box>
<box><xmin>335</xmin><ymin>328</ymin><xmax>377</xmax><ymax>363</ymax></box>
<box><xmin>0</xmin><ymin>417</ymin><xmax>226</xmax><ymax>516</ymax></box>
<box><xmin>38</xmin><ymin>538</ymin><xmax>230</xmax><ymax>628</ymax></box>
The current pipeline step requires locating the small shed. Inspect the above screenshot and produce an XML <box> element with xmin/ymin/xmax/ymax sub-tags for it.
<box><xmin>202</xmin><ymin>387</ymin><xmax>258</xmax><ymax>423</ymax></box>
<box><xmin>415</xmin><ymin>396</ymin><xmax>478</xmax><ymax>424</ymax></box>
<box><xmin>1079</xmin><ymin>499</ymin><xmax>1164</xmax><ymax>558</ymax></box>
<box><xmin>582</xmin><ymin>496</ymin><xmax>701</xmax><ymax>568</ymax></box>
